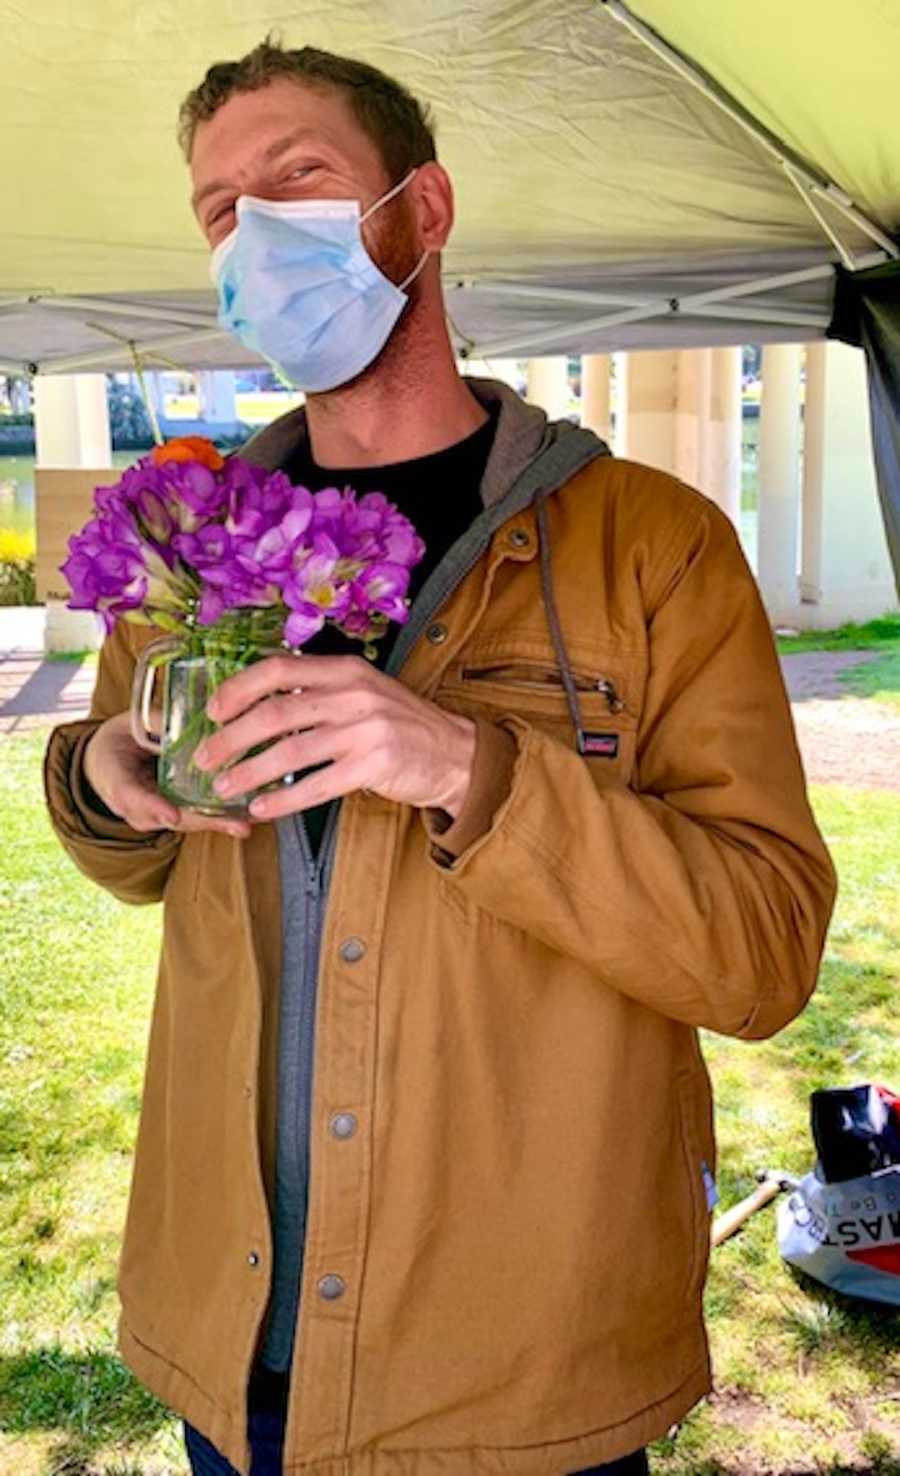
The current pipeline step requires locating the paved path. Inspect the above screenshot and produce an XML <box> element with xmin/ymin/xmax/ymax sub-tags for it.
<box><xmin>1</xmin><ymin>609</ymin><xmax>898</xmax><ymax>791</ymax></box>
<box><xmin>780</xmin><ymin>648</ymin><xmax>883</xmax><ymax>702</ymax></box>
<box><xmin>0</xmin><ymin>608</ymin><xmax>96</xmax><ymax>737</ymax></box>
<box><xmin>780</xmin><ymin>649</ymin><xmax>900</xmax><ymax>792</ymax></box>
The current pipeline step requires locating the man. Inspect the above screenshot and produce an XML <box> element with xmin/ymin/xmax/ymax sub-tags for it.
<box><xmin>44</xmin><ymin>38</ymin><xmax>836</xmax><ymax>1476</ymax></box>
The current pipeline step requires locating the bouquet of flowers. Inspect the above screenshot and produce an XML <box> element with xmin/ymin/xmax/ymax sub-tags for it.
<box><xmin>62</xmin><ymin>435</ymin><xmax>425</xmax><ymax>654</ymax></box>
<box><xmin>60</xmin><ymin>436</ymin><xmax>426</xmax><ymax>814</ymax></box>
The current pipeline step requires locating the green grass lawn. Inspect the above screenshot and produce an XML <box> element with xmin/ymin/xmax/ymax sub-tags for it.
<box><xmin>840</xmin><ymin>647</ymin><xmax>900</xmax><ymax>714</ymax></box>
<box><xmin>776</xmin><ymin>615</ymin><xmax>900</xmax><ymax>656</ymax></box>
<box><xmin>0</xmin><ymin>734</ymin><xmax>898</xmax><ymax>1475</ymax></box>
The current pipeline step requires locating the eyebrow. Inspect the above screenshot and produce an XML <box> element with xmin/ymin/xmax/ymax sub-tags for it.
<box><xmin>191</xmin><ymin>127</ymin><xmax>329</xmax><ymax>213</ymax></box>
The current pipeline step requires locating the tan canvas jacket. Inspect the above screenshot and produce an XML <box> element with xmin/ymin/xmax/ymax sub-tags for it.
<box><xmin>44</xmin><ymin>381</ymin><xmax>836</xmax><ymax>1475</ymax></box>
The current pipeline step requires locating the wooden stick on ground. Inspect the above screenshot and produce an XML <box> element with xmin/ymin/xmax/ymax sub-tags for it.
<box><xmin>711</xmin><ymin>1169</ymin><xmax>797</xmax><ymax>1249</ymax></box>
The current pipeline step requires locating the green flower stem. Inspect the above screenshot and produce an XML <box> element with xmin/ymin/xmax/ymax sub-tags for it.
<box><xmin>155</xmin><ymin>606</ymin><xmax>286</xmax><ymax>815</ymax></box>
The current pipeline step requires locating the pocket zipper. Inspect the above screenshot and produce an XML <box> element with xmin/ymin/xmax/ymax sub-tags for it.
<box><xmin>460</xmin><ymin>663</ymin><xmax>625</xmax><ymax>714</ymax></box>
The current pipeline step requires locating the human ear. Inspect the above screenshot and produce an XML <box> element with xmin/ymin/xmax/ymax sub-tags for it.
<box><xmin>411</xmin><ymin>162</ymin><xmax>454</xmax><ymax>252</ymax></box>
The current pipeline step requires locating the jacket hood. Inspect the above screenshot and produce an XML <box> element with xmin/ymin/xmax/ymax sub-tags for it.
<box><xmin>237</xmin><ymin>375</ymin><xmax>611</xmax><ymax>511</ymax></box>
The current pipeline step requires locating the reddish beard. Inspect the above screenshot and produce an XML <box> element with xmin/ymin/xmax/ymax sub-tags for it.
<box><xmin>363</xmin><ymin>193</ymin><xmax>422</xmax><ymax>296</ymax></box>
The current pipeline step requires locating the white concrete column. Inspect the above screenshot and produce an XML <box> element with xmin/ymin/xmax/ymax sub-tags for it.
<box><xmin>33</xmin><ymin>374</ymin><xmax>112</xmax><ymax>653</ymax></box>
<box><xmin>757</xmin><ymin>344</ymin><xmax>803</xmax><ymax>625</ymax></box>
<box><xmin>581</xmin><ymin>355</ymin><xmax>612</xmax><ymax>442</ymax></box>
<box><xmin>675</xmin><ymin>349</ymin><xmax>711</xmax><ymax>489</ymax></box>
<box><xmin>706</xmin><ymin>347</ymin><xmax>743</xmax><ymax>527</ymax></box>
<box><xmin>526</xmin><ymin>356</ymin><xmax>571</xmax><ymax>420</ymax></box>
<box><xmin>34</xmin><ymin>374</ymin><xmax>112</xmax><ymax>468</ymax></box>
<box><xmin>619</xmin><ymin>350</ymin><xmax>678</xmax><ymax>473</ymax></box>
<box><xmin>197</xmin><ymin>370</ymin><xmax>237</xmax><ymax>425</ymax></box>
<box><xmin>800</xmin><ymin>340</ymin><xmax>895</xmax><ymax>626</ymax></box>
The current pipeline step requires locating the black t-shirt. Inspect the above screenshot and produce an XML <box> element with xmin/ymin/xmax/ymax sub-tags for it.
<box><xmin>283</xmin><ymin>408</ymin><xmax>497</xmax><ymax>852</ymax></box>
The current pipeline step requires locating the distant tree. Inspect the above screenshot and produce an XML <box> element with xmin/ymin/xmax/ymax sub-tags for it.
<box><xmin>106</xmin><ymin>375</ymin><xmax>154</xmax><ymax>448</ymax></box>
<box><xmin>0</xmin><ymin>375</ymin><xmax>33</xmax><ymax>419</ymax></box>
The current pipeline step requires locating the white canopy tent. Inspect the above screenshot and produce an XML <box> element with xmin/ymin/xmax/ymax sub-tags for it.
<box><xmin>3</xmin><ymin>0</ymin><xmax>898</xmax><ymax>377</ymax></box>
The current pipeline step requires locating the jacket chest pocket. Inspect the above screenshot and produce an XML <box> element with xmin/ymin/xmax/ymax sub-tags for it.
<box><xmin>439</xmin><ymin>657</ymin><xmax>639</xmax><ymax>782</ymax></box>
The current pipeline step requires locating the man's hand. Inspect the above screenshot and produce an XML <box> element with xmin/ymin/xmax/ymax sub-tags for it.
<box><xmin>194</xmin><ymin>654</ymin><xmax>477</xmax><ymax>822</ymax></box>
<box><xmin>83</xmin><ymin>713</ymin><xmax>252</xmax><ymax>839</ymax></box>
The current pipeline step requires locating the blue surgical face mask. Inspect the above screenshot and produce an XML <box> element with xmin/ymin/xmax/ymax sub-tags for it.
<box><xmin>209</xmin><ymin>169</ymin><xmax>427</xmax><ymax>393</ymax></box>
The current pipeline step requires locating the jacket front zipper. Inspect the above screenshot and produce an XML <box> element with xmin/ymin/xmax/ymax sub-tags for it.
<box><xmin>259</xmin><ymin>802</ymin><xmax>339</xmax><ymax>1372</ymax></box>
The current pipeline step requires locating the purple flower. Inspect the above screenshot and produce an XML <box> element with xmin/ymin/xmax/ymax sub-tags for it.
<box><xmin>226</xmin><ymin>467</ymin><xmax>296</xmax><ymax>542</ymax></box>
<box><xmin>337</xmin><ymin>491</ymin><xmax>425</xmax><ymax>566</ymax></box>
<box><xmin>132</xmin><ymin>486</ymin><xmax>175</xmax><ymax>546</ymax></box>
<box><xmin>349</xmin><ymin>561</ymin><xmax>411</xmax><ymax>625</ymax></box>
<box><xmin>233</xmin><ymin>491</ymin><xmax>316</xmax><ymax>581</ymax></box>
<box><xmin>282</xmin><ymin>533</ymin><xmax>352</xmax><ymax>646</ymax></box>
<box><xmin>61</xmin><ymin>511</ymin><xmax>173</xmax><ymax>632</ymax></box>
<box><xmin>62</xmin><ymin>448</ymin><xmax>426</xmax><ymax>644</ymax></box>
<box><xmin>193</xmin><ymin>571</ymin><xmax>279</xmax><ymax>624</ymax></box>
<box><xmin>172</xmin><ymin>523</ymin><xmax>233</xmax><ymax>571</ymax></box>
<box><xmin>164</xmin><ymin>461</ymin><xmax>229</xmax><ymax>520</ymax></box>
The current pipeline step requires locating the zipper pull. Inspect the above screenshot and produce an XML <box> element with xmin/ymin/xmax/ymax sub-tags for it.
<box><xmin>595</xmin><ymin>678</ymin><xmax>625</xmax><ymax>714</ymax></box>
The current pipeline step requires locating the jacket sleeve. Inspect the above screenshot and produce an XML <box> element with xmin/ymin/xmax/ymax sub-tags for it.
<box><xmin>423</xmin><ymin>498</ymin><xmax>837</xmax><ymax>1040</ymax></box>
<box><xmin>43</xmin><ymin>619</ymin><xmax>182</xmax><ymax>906</ymax></box>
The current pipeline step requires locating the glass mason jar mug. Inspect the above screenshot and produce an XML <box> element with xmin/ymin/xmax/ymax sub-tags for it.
<box><xmin>129</xmin><ymin>606</ymin><xmax>288</xmax><ymax>816</ymax></box>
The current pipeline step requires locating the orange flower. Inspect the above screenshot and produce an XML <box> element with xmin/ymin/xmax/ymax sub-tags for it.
<box><xmin>151</xmin><ymin>436</ymin><xmax>225</xmax><ymax>471</ymax></box>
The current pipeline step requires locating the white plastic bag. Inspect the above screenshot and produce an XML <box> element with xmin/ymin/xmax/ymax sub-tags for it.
<box><xmin>777</xmin><ymin>1165</ymin><xmax>900</xmax><ymax>1305</ymax></box>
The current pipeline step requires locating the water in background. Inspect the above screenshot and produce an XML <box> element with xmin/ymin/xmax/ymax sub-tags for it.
<box><xmin>0</xmin><ymin>420</ymin><xmax>762</xmax><ymax>571</ymax></box>
<box><xmin>0</xmin><ymin>452</ymin><xmax>139</xmax><ymax>538</ymax></box>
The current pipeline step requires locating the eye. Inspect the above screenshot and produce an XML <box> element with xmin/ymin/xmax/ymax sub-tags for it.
<box><xmin>208</xmin><ymin>202</ymin><xmax>235</xmax><ymax>226</ymax></box>
<box><xmin>284</xmin><ymin>163</ymin><xmax>323</xmax><ymax>182</ymax></box>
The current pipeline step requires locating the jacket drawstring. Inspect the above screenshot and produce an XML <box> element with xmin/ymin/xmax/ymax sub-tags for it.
<box><xmin>535</xmin><ymin>491</ymin><xmax>589</xmax><ymax>756</ymax></box>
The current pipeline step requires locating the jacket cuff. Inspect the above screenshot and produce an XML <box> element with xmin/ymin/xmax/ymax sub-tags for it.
<box><xmin>45</xmin><ymin>720</ymin><xmax>166</xmax><ymax>845</ymax></box>
<box><xmin>422</xmin><ymin>716</ymin><xmax>518</xmax><ymax>865</ymax></box>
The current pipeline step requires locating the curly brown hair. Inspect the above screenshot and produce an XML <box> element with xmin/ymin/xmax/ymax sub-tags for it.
<box><xmin>177</xmin><ymin>34</ymin><xmax>438</xmax><ymax>181</ymax></box>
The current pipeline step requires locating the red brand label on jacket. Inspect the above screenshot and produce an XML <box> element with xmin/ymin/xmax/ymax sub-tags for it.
<box><xmin>582</xmin><ymin>732</ymin><xmax>620</xmax><ymax>758</ymax></box>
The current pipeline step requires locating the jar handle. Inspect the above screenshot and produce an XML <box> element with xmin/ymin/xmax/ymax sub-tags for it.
<box><xmin>129</xmin><ymin>637</ymin><xmax>182</xmax><ymax>754</ymax></box>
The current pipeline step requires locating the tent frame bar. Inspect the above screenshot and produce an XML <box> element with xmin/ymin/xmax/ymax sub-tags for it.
<box><xmin>0</xmin><ymin>297</ymin><xmax>36</xmax><ymax>317</ymax></box>
<box><xmin>454</xmin><ymin>280</ymin><xmax>658</xmax><ymax>311</ymax></box>
<box><xmin>46</xmin><ymin>326</ymin><xmax>229</xmax><ymax>375</ymax></box>
<box><xmin>602</xmin><ymin>0</ymin><xmax>899</xmax><ymax>262</ymax></box>
<box><xmin>782</xmin><ymin>165</ymin><xmax>857</xmax><ymax>272</ymax></box>
<box><xmin>26</xmin><ymin>293</ymin><xmax>220</xmax><ymax>330</ymax></box>
<box><xmin>690</xmin><ymin>303</ymin><xmax>827</xmax><ymax>329</ymax></box>
<box><xmin>14</xmin><ymin>263</ymin><xmax>847</xmax><ymax>371</ymax></box>
<box><xmin>459</xmin><ymin>253</ymin><xmax>881</xmax><ymax>358</ymax></box>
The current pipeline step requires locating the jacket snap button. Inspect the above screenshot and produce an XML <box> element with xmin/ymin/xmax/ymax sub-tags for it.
<box><xmin>330</xmin><ymin>1112</ymin><xmax>358</xmax><ymax>1139</ymax></box>
<box><xmin>339</xmin><ymin>937</ymin><xmax>366</xmax><ymax>964</ymax></box>
<box><xmin>508</xmin><ymin>528</ymin><xmax>530</xmax><ymax>549</ymax></box>
<box><xmin>426</xmin><ymin>623</ymin><xmax>448</xmax><ymax>644</ymax></box>
<box><xmin>318</xmin><ymin>1274</ymin><xmax>346</xmax><ymax>1300</ymax></box>
<box><xmin>247</xmin><ymin>1251</ymin><xmax>260</xmax><ymax>1268</ymax></box>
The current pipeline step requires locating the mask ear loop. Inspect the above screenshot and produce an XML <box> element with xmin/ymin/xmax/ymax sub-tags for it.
<box><xmin>360</xmin><ymin>166</ymin><xmax>419</xmax><ymax>223</ymax></box>
<box><xmin>399</xmin><ymin>251</ymin><xmax>429</xmax><ymax>292</ymax></box>
<box><xmin>361</xmin><ymin>166</ymin><xmax>428</xmax><ymax>293</ymax></box>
